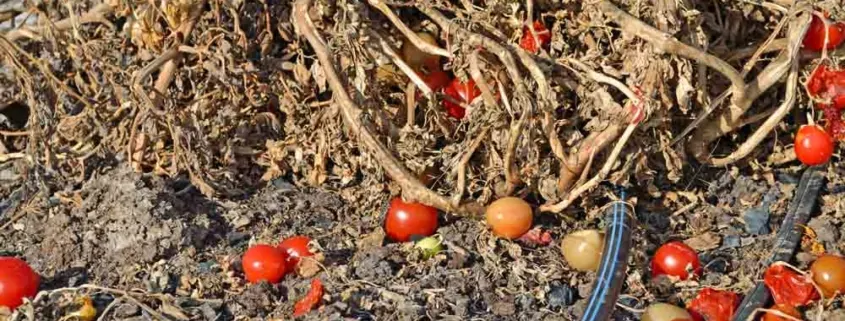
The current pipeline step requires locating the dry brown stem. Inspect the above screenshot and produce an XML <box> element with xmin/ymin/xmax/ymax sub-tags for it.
<box><xmin>452</xmin><ymin>127</ymin><xmax>490</xmax><ymax>206</ymax></box>
<box><xmin>4</xmin><ymin>3</ymin><xmax>114</xmax><ymax>42</ymax></box>
<box><xmin>293</xmin><ymin>0</ymin><xmax>483</xmax><ymax>216</ymax></box>
<box><xmin>468</xmin><ymin>49</ymin><xmax>498</xmax><ymax>109</ymax></box>
<box><xmin>366</xmin><ymin>0</ymin><xmax>450</xmax><ymax>58</ymax></box>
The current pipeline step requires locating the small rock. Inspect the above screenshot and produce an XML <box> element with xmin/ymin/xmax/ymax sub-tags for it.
<box><xmin>742</xmin><ymin>207</ymin><xmax>770</xmax><ymax>235</ymax></box>
<box><xmin>796</xmin><ymin>252</ymin><xmax>816</xmax><ymax>264</ymax></box>
<box><xmin>516</xmin><ymin>294</ymin><xmax>535</xmax><ymax>310</ymax></box>
<box><xmin>548</xmin><ymin>282</ymin><xmax>577</xmax><ymax>310</ymax></box>
<box><xmin>721</xmin><ymin>235</ymin><xmax>741</xmax><ymax>249</ymax></box>
<box><xmin>491</xmin><ymin>300</ymin><xmax>516</xmax><ymax>316</ymax></box>
<box><xmin>685</xmin><ymin>232</ymin><xmax>722</xmax><ymax>251</ymax></box>
<box><xmin>113</xmin><ymin>303</ymin><xmax>141</xmax><ymax>318</ymax></box>
<box><xmin>807</xmin><ymin>217</ymin><xmax>839</xmax><ymax>244</ymax></box>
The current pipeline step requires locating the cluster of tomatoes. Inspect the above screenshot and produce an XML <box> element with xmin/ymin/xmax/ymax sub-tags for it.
<box><xmin>640</xmin><ymin>240</ymin><xmax>845</xmax><ymax>321</ymax></box>
<box><xmin>0</xmin><ymin>257</ymin><xmax>40</xmax><ymax>311</ymax></box>
<box><xmin>399</xmin><ymin>20</ymin><xmax>552</xmax><ymax>120</ymax></box>
<box><xmin>241</xmin><ymin>236</ymin><xmax>323</xmax><ymax>316</ymax></box>
<box><xmin>794</xmin><ymin>14</ymin><xmax>845</xmax><ymax>166</ymax></box>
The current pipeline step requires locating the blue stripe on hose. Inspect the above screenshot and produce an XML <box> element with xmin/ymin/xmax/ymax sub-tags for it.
<box><xmin>581</xmin><ymin>189</ymin><xmax>624</xmax><ymax>321</ymax></box>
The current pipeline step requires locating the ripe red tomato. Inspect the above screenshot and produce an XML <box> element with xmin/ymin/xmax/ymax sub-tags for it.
<box><xmin>0</xmin><ymin>257</ymin><xmax>40</xmax><ymax>310</ymax></box>
<box><xmin>442</xmin><ymin>79</ymin><xmax>482</xmax><ymax>120</ymax></box>
<box><xmin>293</xmin><ymin>278</ymin><xmax>324</xmax><ymax>316</ymax></box>
<box><xmin>762</xmin><ymin>304</ymin><xmax>802</xmax><ymax>321</ymax></box>
<box><xmin>763</xmin><ymin>264</ymin><xmax>819</xmax><ymax>306</ymax></box>
<box><xmin>810</xmin><ymin>254</ymin><xmax>845</xmax><ymax>298</ymax></box>
<box><xmin>802</xmin><ymin>14</ymin><xmax>845</xmax><ymax>51</ymax></box>
<box><xmin>651</xmin><ymin>241</ymin><xmax>701</xmax><ymax>280</ymax></box>
<box><xmin>686</xmin><ymin>288</ymin><xmax>741</xmax><ymax>321</ymax></box>
<box><xmin>278</xmin><ymin>236</ymin><xmax>314</xmax><ymax>270</ymax></box>
<box><xmin>242</xmin><ymin>244</ymin><xmax>288</xmax><ymax>284</ymax></box>
<box><xmin>519</xmin><ymin>20</ymin><xmax>552</xmax><ymax>53</ymax></box>
<box><xmin>384</xmin><ymin>197</ymin><xmax>439</xmax><ymax>242</ymax></box>
<box><xmin>806</xmin><ymin>64</ymin><xmax>845</xmax><ymax>110</ymax></box>
<box><xmin>422</xmin><ymin>69</ymin><xmax>451</xmax><ymax>93</ymax></box>
<box><xmin>794</xmin><ymin>124</ymin><xmax>834</xmax><ymax>166</ymax></box>
<box><xmin>485</xmin><ymin>197</ymin><xmax>533</xmax><ymax>240</ymax></box>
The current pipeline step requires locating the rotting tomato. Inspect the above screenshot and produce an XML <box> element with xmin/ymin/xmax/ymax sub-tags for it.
<box><xmin>401</xmin><ymin>32</ymin><xmax>441</xmax><ymax>72</ymax></box>
<box><xmin>641</xmin><ymin>303</ymin><xmax>694</xmax><ymax>321</ymax></box>
<box><xmin>821</xmin><ymin>104</ymin><xmax>845</xmax><ymax>140</ymax></box>
<box><xmin>519</xmin><ymin>20</ymin><xmax>552</xmax><ymax>53</ymax></box>
<box><xmin>794</xmin><ymin>124</ymin><xmax>834</xmax><ymax>166</ymax></box>
<box><xmin>0</xmin><ymin>257</ymin><xmax>40</xmax><ymax>310</ymax></box>
<box><xmin>651</xmin><ymin>241</ymin><xmax>701</xmax><ymax>280</ymax></box>
<box><xmin>763</xmin><ymin>264</ymin><xmax>819</xmax><ymax>306</ymax></box>
<box><xmin>802</xmin><ymin>14</ymin><xmax>845</xmax><ymax>51</ymax></box>
<box><xmin>384</xmin><ymin>197</ymin><xmax>439</xmax><ymax>242</ymax></box>
<box><xmin>686</xmin><ymin>288</ymin><xmax>741</xmax><ymax>321</ymax></box>
<box><xmin>561</xmin><ymin>229</ymin><xmax>604</xmax><ymax>272</ymax></box>
<box><xmin>806</xmin><ymin>64</ymin><xmax>845</xmax><ymax>110</ymax></box>
<box><xmin>810</xmin><ymin>254</ymin><xmax>845</xmax><ymax>298</ymax></box>
<box><xmin>442</xmin><ymin>78</ymin><xmax>482</xmax><ymax>120</ymax></box>
<box><xmin>484</xmin><ymin>197</ymin><xmax>533</xmax><ymax>240</ymax></box>
<box><xmin>242</xmin><ymin>244</ymin><xmax>288</xmax><ymax>284</ymax></box>
<box><xmin>278</xmin><ymin>236</ymin><xmax>314</xmax><ymax>270</ymax></box>
<box><xmin>761</xmin><ymin>304</ymin><xmax>802</xmax><ymax>321</ymax></box>
<box><xmin>293</xmin><ymin>278</ymin><xmax>324</xmax><ymax>317</ymax></box>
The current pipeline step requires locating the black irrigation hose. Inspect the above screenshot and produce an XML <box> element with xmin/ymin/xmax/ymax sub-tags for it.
<box><xmin>581</xmin><ymin>188</ymin><xmax>634</xmax><ymax>321</ymax></box>
<box><xmin>732</xmin><ymin>167</ymin><xmax>826</xmax><ymax>321</ymax></box>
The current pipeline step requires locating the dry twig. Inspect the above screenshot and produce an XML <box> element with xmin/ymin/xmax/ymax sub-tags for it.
<box><xmin>4</xmin><ymin>3</ymin><xmax>114</xmax><ymax>42</ymax></box>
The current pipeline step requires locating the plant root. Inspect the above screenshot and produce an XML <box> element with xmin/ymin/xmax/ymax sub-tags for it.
<box><xmin>293</xmin><ymin>0</ymin><xmax>483</xmax><ymax>216</ymax></box>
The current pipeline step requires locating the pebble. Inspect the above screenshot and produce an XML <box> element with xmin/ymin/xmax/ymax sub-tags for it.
<box><xmin>548</xmin><ymin>281</ymin><xmax>577</xmax><ymax>310</ymax></box>
<box><xmin>742</xmin><ymin>206</ymin><xmax>770</xmax><ymax>235</ymax></box>
<box><xmin>113</xmin><ymin>303</ymin><xmax>141</xmax><ymax>318</ymax></box>
<box><xmin>807</xmin><ymin>217</ymin><xmax>839</xmax><ymax>244</ymax></box>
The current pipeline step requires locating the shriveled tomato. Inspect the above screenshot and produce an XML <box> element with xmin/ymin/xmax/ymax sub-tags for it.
<box><xmin>806</xmin><ymin>64</ymin><xmax>845</xmax><ymax>110</ymax></box>
<box><xmin>821</xmin><ymin>104</ymin><xmax>845</xmax><ymax>140</ymax></box>
<box><xmin>687</xmin><ymin>288</ymin><xmax>741</xmax><ymax>321</ymax></box>
<box><xmin>519</xmin><ymin>20</ymin><xmax>552</xmax><ymax>53</ymax></box>
<box><xmin>651</xmin><ymin>241</ymin><xmax>701</xmax><ymax>280</ymax></box>
<box><xmin>0</xmin><ymin>257</ymin><xmax>40</xmax><ymax>310</ymax></box>
<box><xmin>279</xmin><ymin>236</ymin><xmax>314</xmax><ymax>270</ymax></box>
<box><xmin>762</xmin><ymin>304</ymin><xmax>802</xmax><ymax>321</ymax></box>
<box><xmin>810</xmin><ymin>254</ymin><xmax>845</xmax><ymax>298</ymax></box>
<box><xmin>794</xmin><ymin>124</ymin><xmax>834</xmax><ymax>166</ymax></box>
<box><xmin>802</xmin><ymin>14</ymin><xmax>845</xmax><ymax>51</ymax></box>
<box><xmin>384</xmin><ymin>197</ymin><xmax>439</xmax><ymax>242</ymax></box>
<box><xmin>485</xmin><ymin>197</ymin><xmax>533</xmax><ymax>240</ymax></box>
<box><xmin>293</xmin><ymin>278</ymin><xmax>324</xmax><ymax>317</ymax></box>
<box><xmin>442</xmin><ymin>78</ymin><xmax>482</xmax><ymax>120</ymax></box>
<box><xmin>242</xmin><ymin>244</ymin><xmax>288</xmax><ymax>284</ymax></box>
<box><xmin>763</xmin><ymin>264</ymin><xmax>819</xmax><ymax>306</ymax></box>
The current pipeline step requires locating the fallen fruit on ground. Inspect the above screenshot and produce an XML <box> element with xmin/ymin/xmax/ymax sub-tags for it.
<box><xmin>442</xmin><ymin>78</ymin><xmax>482</xmax><ymax>120</ymax></box>
<box><xmin>651</xmin><ymin>241</ymin><xmax>701</xmax><ymax>280</ymax></box>
<box><xmin>484</xmin><ymin>197</ymin><xmax>533</xmax><ymax>240</ymax></box>
<box><xmin>686</xmin><ymin>288</ymin><xmax>741</xmax><ymax>321</ymax></box>
<box><xmin>519</xmin><ymin>20</ymin><xmax>551</xmax><ymax>53</ymax></box>
<box><xmin>293</xmin><ymin>278</ymin><xmax>324</xmax><ymax>317</ymax></box>
<box><xmin>561</xmin><ymin>229</ymin><xmax>604</xmax><ymax>272</ymax></box>
<box><xmin>806</xmin><ymin>64</ymin><xmax>845</xmax><ymax>110</ymax></box>
<box><xmin>0</xmin><ymin>257</ymin><xmax>40</xmax><ymax>310</ymax></box>
<box><xmin>414</xmin><ymin>235</ymin><xmax>443</xmax><ymax>259</ymax></box>
<box><xmin>384</xmin><ymin>197</ymin><xmax>439</xmax><ymax>242</ymax></box>
<box><xmin>763</xmin><ymin>264</ymin><xmax>818</xmax><ymax>306</ymax></box>
<box><xmin>810</xmin><ymin>254</ymin><xmax>845</xmax><ymax>298</ymax></box>
<box><xmin>401</xmin><ymin>31</ymin><xmax>441</xmax><ymax>72</ymax></box>
<box><xmin>278</xmin><ymin>236</ymin><xmax>314</xmax><ymax>270</ymax></box>
<box><xmin>794</xmin><ymin>124</ymin><xmax>834</xmax><ymax>166</ymax></box>
<box><xmin>242</xmin><ymin>244</ymin><xmax>288</xmax><ymax>284</ymax></box>
<box><xmin>641</xmin><ymin>303</ymin><xmax>694</xmax><ymax>321</ymax></box>
<box><xmin>802</xmin><ymin>14</ymin><xmax>845</xmax><ymax>51</ymax></box>
<box><xmin>762</xmin><ymin>304</ymin><xmax>802</xmax><ymax>321</ymax></box>
<box><xmin>421</xmin><ymin>69</ymin><xmax>451</xmax><ymax>92</ymax></box>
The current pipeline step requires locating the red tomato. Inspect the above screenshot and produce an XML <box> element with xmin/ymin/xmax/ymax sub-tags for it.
<box><xmin>384</xmin><ymin>197</ymin><xmax>439</xmax><ymax>242</ymax></box>
<box><xmin>806</xmin><ymin>64</ymin><xmax>845</xmax><ymax>110</ymax></box>
<box><xmin>762</xmin><ymin>304</ymin><xmax>802</xmax><ymax>321</ymax></box>
<box><xmin>442</xmin><ymin>79</ymin><xmax>483</xmax><ymax>120</ymax></box>
<box><xmin>278</xmin><ymin>236</ymin><xmax>314</xmax><ymax>270</ymax></box>
<box><xmin>763</xmin><ymin>264</ymin><xmax>819</xmax><ymax>306</ymax></box>
<box><xmin>821</xmin><ymin>104</ymin><xmax>845</xmax><ymax>140</ymax></box>
<box><xmin>802</xmin><ymin>14</ymin><xmax>845</xmax><ymax>51</ymax></box>
<box><xmin>809</xmin><ymin>254</ymin><xmax>845</xmax><ymax>298</ymax></box>
<box><xmin>519</xmin><ymin>20</ymin><xmax>552</xmax><ymax>53</ymax></box>
<box><xmin>0</xmin><ymin>257</ymin><xmax>40</xmax><ymax>310</ymax></box>
<box><xmin>242</xmin><ymin>244</ymin><xmax>288</xmax><ymax>284</ymax></box>
<box><xmin>651</xmin><ymin>241</ymin><xmax>701</xmax><ymax>280</ymax></box>
<box><xmin>794</xmin><ymin>124</ymin><xmax>834</xmax><ymax>166</ymax></box>
<box><xmin>485</xmin><ymin>197</ymin><xmax>534</xmax><ymax>240</ymax></box>
<box><xmin>293</xmin><ymin>278</ymin><xmax>324</xmax><ymax>317</ymax></box>
<box><xmin>686</xmin><ymin>288</ymin><xmax>741</xmax><ymax>321</ymax></box>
